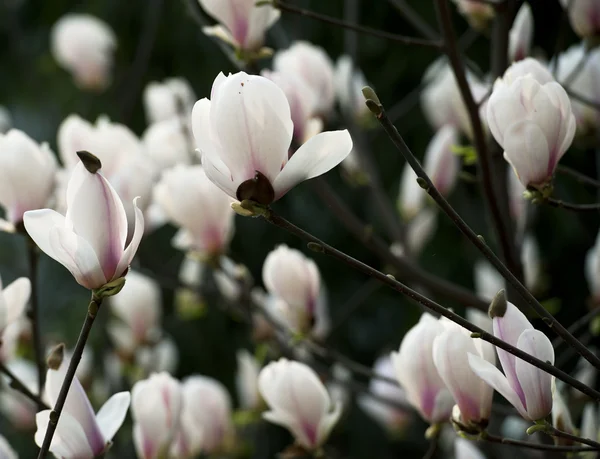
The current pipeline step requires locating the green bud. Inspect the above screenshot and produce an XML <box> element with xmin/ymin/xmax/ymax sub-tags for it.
<box><xmin>93</xmin><ymin>277</ymin><xmax>126</xmax><ymax>300</ymax></box>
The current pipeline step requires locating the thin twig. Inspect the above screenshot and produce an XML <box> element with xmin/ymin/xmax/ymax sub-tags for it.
<box><xmin>386</xmin><ymin>0</ymin><xmax>439</xmax><ymax>40</ymax></box>
<box><xmin>26</xmin><ymin>237</ymin><xmax>45</xmax><ymax>406</ymax></box>
<box><xmin>545</xmin><ymin>197</ymin><xmax>600</xmax><ymax>212</ymax></box>
<box><xmin>365</xmin><ymin>94</ymin><xmax>600</xmax><ymax>371</ymax></box>
<box><xmin>481</xmin><ymin>432</ymin><xmax>598</xmax><ymax>452</ymax></box>
<box><xmin>545</xmin><ymin>424</ymin><xmax>600</xmax><ymax>449</ymax></box>
<box><xmin>556</xmin><ymin>164</ymin><xmax>600</xmax><ymax>188</ymax></box>
<box><xmin>260</xmin><ymin>207</ymin><xmax>600</xmax><ymax>400</ymax></box>
<box><xmin>553</xmin><ymin>307</ymin><xmax>600</xmax><ymax>349</ymax></box>
<box><xmin>0</xmin><ymin>362</ymin><xmax>49</xmax><ymax>410</ymax></box>
<box><xmin>37</xmin><ymin>295</ymin><xmax>103</xmax><ymax>459</ymax></box>
<box><xmin>270</xmin><ymin>0</ymin><xmax>444</xmax><ymax>48</ymax></box>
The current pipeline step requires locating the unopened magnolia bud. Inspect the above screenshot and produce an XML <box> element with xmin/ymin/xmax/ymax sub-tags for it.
<box><xmin>47</xmin><ymin>343</ymin><xmax>65</xmax><ymax>370</ymax></box>
<box><xmin>76</xmin><ymin>150</ymin><xmax>102</xmax><ymax>174</ymax></box>
<box><xmin>488</xmin><ymin>289</ymin><xmax>507</xmax><ymax>318</ymax></box>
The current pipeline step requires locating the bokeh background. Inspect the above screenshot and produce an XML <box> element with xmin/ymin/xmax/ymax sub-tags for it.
<box><xmin>0</xmin><ymin>0</ymin><xmax>597</xmax><ymax>457</ymax></box>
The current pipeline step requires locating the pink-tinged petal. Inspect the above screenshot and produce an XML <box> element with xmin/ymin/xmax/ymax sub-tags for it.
<box><xmin>263</xmin><ymin>409</ymin><xmax>314</xmax><ymax>449</ymax></box>
<box><xmin>515</xmin><ymin>329</ymin><xmax>554</xmax><ymax>420</ymax></box>
<box><xmin>245</xmin><ymin>2</ymin><xmax>280</xmax><ymax>49</ymax></box>
<box><xmin>66</xmin><ymin>163</ymin><xmax>128</xmax><ymax>280</ymax></box>
<box><xmin>201</xmin><ymin>25</ymin><xmax>236</xmax><ymax>47</ymax></box>
<box><xmin>199</xmin><ymin>0</ymin><xmax>253</xmax><ymax>43</ymax></box>
<box><xmin>45</xmin><ymin>358</ymin><xmax>104</xmax><ymax>450</ymax></box>
<box><xmin>503</xmin><ymin>120</ymin><xmax>551</xmax><ymax>187</ymax></box>
<box><xmin>316</xmin><ymin>402</ymin><xmax>342</xmax><ymax>448</ymax></box>
<box><xmin>35</xmin><ymin>410</ymin><xmax>95</xmax><ymax>459</ymax></box>
<box><xmin>273</xmin><ymin>130</ymin><xmax>353</xmax><ymax>199</ymax></box>
<box><xmin>201</xmin><ymin>153</ymin><xmax>238</xmax><ymax>199</ymax></box>
<box><xmin>114</xmin><ymin>197</ymin><xmax>145</xmax><ymax>281</ymax></box>
<box><xmin>468</xmin><ymin>353</ymin><xmax>529</xmax><ymax>420</ymax></box>
<box><xmin>191</xmin><ymin>98</ymin><xmax>219</xmax><ymax>161</ymax></box>
<box><xmin>96</xmin><ymin>391</ymin><xmax>131</xmax><ymax>443</ymax></box>
<box><xmin>49</xmin><ymin>226</ymin><xmax>107</xmax><ymax>289</ymax></box>
<box><xmin>23</xmin><ymin>209</ymin><xmax>67</xmax><ymax>261</ymax></box>
<box><xmin>57</xmin><ymin>115</ymin><xmax>95</xmax><ymax>169</ymax></box>
<box><xmin>211</xmin><ymin>72</ymin><xmax>293</xmax><ymax>184</ymax></box>
<box><xmin>3</xmin><ymin>277</ymin><xmax>31</xmax><ymax>325</ymax></box>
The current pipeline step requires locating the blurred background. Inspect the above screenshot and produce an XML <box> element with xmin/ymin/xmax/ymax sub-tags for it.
<box><xmin>0</xmin><ymin>0</ymin><xmax>597</xmax><ymax>457</ymax></box>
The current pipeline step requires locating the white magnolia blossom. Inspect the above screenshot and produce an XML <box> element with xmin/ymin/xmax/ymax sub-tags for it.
<box><xmin>433</xmin><ymin>319</ymin><xmax>495</xmax><ymax>426</ymax></box>
<box><xmin>198</xmin><ymin>0</ymin><xmax>280</xmax><ymax>51</ymax></box>
<box><xmin>501</xmin><ymin>58</ymin><xmax>554</xmax><ymax>85</ymax></box>
<box><xmin>143</xmin><ymin>77</ymin><xmax>196</xmax><ymax>124</ymax></box>
<box><xmin>35</xmin><ymin>358</ymin><xmax>131</xmax><ymax>458</ymax></box>
<box><xmin>487</xmin><ymin>68</ymin><xmax>576</xmax><ymax>189</ymax></box>
<box><xmin>273</xmin><ymin>42</ymin><xmax>336</xmax><ymax>116</ymax></box>
<box><xmin>454</xmin><ymin>437</ymin><xmax>486</xmax><ymax>459</ymax></box>
<box><xmin>398</xmin><ymin>161</ymin><xmax>426</xmax><ymax>220</ymax></box>
<box><xmin>391</xmin><ymin>314</ymin><xmax>454</xmax><ymax>424</ymax></box>
<box><xmin>191</xmin><ymin>72</ymin><xmax>351</xmax><ymax>205</ymax></box>
<box><xmin>509</xmin><ymin>3</ymin><xmax>533</xmax><ymax>62</ymax></box>
<box><xmin>262</xmin><ymin>244</ymin><xmax>329</xmax><ymax>336</ymax></box>
<box><xmin>521</xmin><ymin>234</ymin><xmax>542</xmax><ymax>292</ymax></box>
<box><xmin>326</xmin><ymin>364</ymin><xmax>352</xmax><ymax>415</ymax></box>
<box><xmin>258</xmin><ymin>358</ymin><xmax>342</xmax><ymax>451</ymax></box>
<box><xmin>0</xmin><ymin>317</ymin><xmax>30</xmax><ymax>363</ymax></box>
<box><xmin>142</xmin><ymin>119</ymin><xmax>192</xmax><ymax>170</ymax></box>
<box><xmin>50</xmin><ymin>14</ymin><xmax>116</xmax><ymax>90</ymax></box>
<box><xmin>423</xmin><ymin>125</ymin><xmax>460</xmax><ymax>196</ymax></box>
<box><xmin>406</xmin><ymin>208</ymin><xmax>438</xmax><ymax>256</ymax></box>
<box><xmin>109</xmin><ymin>270</ymin><xmax>162</xmax><ymax>351</ymax></box>
<box><xmin>335</xmin><ymin>55</ymin><xmax>370</xmax><ymax>121</ymax></box>
<box><xmin>0</xmin><ymin>359</ymin><xmax>38</xmax><ymax>430</ymax></box>
<box><xmin>24</xmin><ymin>159</ymin><xmax>144</xmax><ymax>290</ymax></box>
<box><xmin>469</xmin><ymin>299</ymin><xmax>555</xmax><ymax>421</ymax></box>
<box><xmin>358</xmin><ymin>355</ymin><xmax>411</xmax><ymax>433</ymax></box>
<box><xmin>0</xmin><ymin>434</ymin><xmax>17</xmax><ymax>459</ymax></box>
<box><xmin>132</xmin><ymin>372</ymin><xmax>182</xmax><ymax>459</ymax></box>
<box><xmin>507</xmin><ymin>166</ymin><xmax>528</xmax><ymax>237</ymax></box>
<box><xmin>177</xmin><ymin>375</ymin><xmax>234</xmax><ymax>455</ymax></box>
<box><xmin>0</xmin><ymin>130</ymin><xmax>57</xmax><ymax>230</ymax></box>
<box><xmin>236</xmin><ymin>350</ymin><xmax>262</xmax><ymax>411</ymax></box>
<box><xmin>559</xmin><ymin>0</ymin><xmax>600</xmax><ymax>38</ymax></box>
<box><xmin>154</xmin><ymin>165</ymin><xmax>235</xmax><ymax>257</ymax></box>
<box><xmin>451</xmin><ymin>0</ymin><xmax>495</xmax><ymax>29</ymax></box>
<box><xmin>552</xmin><ymin>386</ymin><xmax>576</xmax><ymax>435</ymax></box>
<box><xmin>262</xmin><ymin>70</ymin><xmax>323</xmax><ymax>144</ymax></box>
<box><xmin>0</xmin><ymin>276</ymin><xmax>30</xmax><ymax>335</ymax></box>
<box><xmin>136</xmin><ymin>336</ymin><xmax>179</xmax><ymax>377</ymax></box>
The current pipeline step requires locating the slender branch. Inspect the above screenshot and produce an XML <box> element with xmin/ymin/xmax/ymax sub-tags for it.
<box><xmin>0</xmin><ymin>362</ymin><xmax>49</xmax><ymax>410</ymax></box>
<box><xmin>26</xmin><ymin>236</ymin><xmax>45</xmax><ymax>404</ymax></box>
<box><xmin>269</xmin><ymin>0</ymin><xmax>444</xmax><ymax>48</ymax></box>
<box><xmin>545</xmin><ymin>425</ymin><xmax>600</xmax><ymax>449</ymax></box>
<box><xmin>552</xmin><ymin>307</ymin><xmax>600</xmax><ymax>349</ymax></box>
<box><xmin>365</xmin><ymin>93</ymin><xmax>600</xmax><ymax>371</ymax></box>
<box><xmin>386</xmin><ymin>0</ymin><xmax>439</xmax><ymax>40</ymax></box>
<box><xmin>544</xmin><ymin>197</ymin><xmax>600</xmax><ymax>212</ymax></box>
<box><xmin>481</xmin><ymin>432</ymin><xmax>598</xmax><ymax>452</ymax></box>
<box><xmin>259</xmin><ymin>207</ymin><xmax>600</xmax><ymax>400</ymax></box>
<box><xmin>556</xmin><ymin>164</ymin><xmax>600</xmax><ymax>188</ymax></box>
<box><xmin>435</xmin><ymin>0</ymin><xmax>523</xmax><ymax>282</ymax></box>
<box><xmin>37</xmin><ymin>295</ymin><xmax>103</xmax><ymax>459</ymax></box>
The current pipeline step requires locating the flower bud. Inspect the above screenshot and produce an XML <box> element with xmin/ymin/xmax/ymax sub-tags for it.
<box><xmin>51</xmin><ymin>14</ymin><xmax>116</xmax><ymax>90</ymax></box>
<box><xmin>451</xmin><ymin>0</ymin><xmax>495</xmax><ymax>30</ymax></box>
<box><xmin>258</xmin><ymin>358</ymin><xmax>342</xmax><ymax>451</ymax></box>
<box><xmin>335</xmin><ymin>55</ymin><xmax>370</xmax><ymax>122</ymax></box>
<box><xmin>143</xmin><ymin>78</ymin><xmax>195</xmax><ymax>124</ymax></box>
<box><xmin>559</xmin><ymin>0</ymin><xmax>600</xmax><ymax>38</ymax></box>
<box><xmin>236</xmin><ymin>350</ymin><xmax>262</xmax><ymax>411</ymax></box>
<box><xmin>509</xmin><ymin>3</ymin><xmax>533</xmax><ymax>62</ymax></box>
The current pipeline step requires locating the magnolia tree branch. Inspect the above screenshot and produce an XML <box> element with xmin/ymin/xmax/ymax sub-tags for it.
<box><xmin>26</xmin><ymin>236</ymin><xmax>45</xmax><ymax>403</ymax></box>
<box><xmin>544</xmin><ymin>198</ymin><xmax>600</xmax><ymax>212</ymax></box>
<box><xmin>254</xmin><ymin>206</ymin><xmax>600</xmax><ymax>400</ymax></box>
<box><xmin>480</xmin><ymin>431</ymin><xmax>599</xmax><ymax>453</ymax></box>
<box><xmin>541</xmin><ymin>423</ymin><xmax>600</xmax><ymax>449</ymax></box>
<box><xmin>37</xmin><ymin>294</ymin><xmax>104</xmax><ymax>459</ymax></box>
<box><xmin>556</xmin><ymin>164</ymin><xmax>600</xmax><ymax>188</ymax></box>
<box><xmin>0</xmin><ymin>361</ymin><xmax>49</xmax><ymax>410</ymax></box>
<box><xmin>364</xmin><ymin>90</ymin><xmax>600</xmax><ymax>372</ymax></box>
<box><xmin>434</xmin><ymin>0</ymin><xmax>523</xmax><ymax>283</ymax></box>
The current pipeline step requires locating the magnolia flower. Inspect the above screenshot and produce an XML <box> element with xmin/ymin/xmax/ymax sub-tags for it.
<box><xmin>177</xmin><ymin>375</ymin><xmax>234</xmax><ymax>455</ymax></box>
<box><xmin>0</xmin><ymin>276</ymin><xmax>30</xmax><ymax>335</ymax></box>
<box><xmin>552</xmin><ymin>386</ymin><xmax>576</xmax><ymax>437</ymax></box>
<box><xmin>154</xmin><ymin>165</ymin><xmax>235</xmax><ymax>257</ymax></box>
<box><xmin>198</xmin><ymin>0</ymin><xmax>280</xmax><ymax>51</ymax></box>
<box><xmin>35</xmin><ymin>358</ymin><xmax>131</xmax><ymax>458</ymax></box>
<box><xmin>136</xmin><ymin>336</ymin><xmax>179</xmax><ymax>377</ymax></box>
<box><xmin>109</xmin><ymin>270</ymin><xmax>162</xmax><ymax>351</ymax></box>
<box><xmin>143</xmin><ymin>77</ymin><xmax>196</xmax><ymax>124</ymax></box>
<box><xmin>406</xmin><ymin>209</ymin><xmax>438</xmax><ymax>256</ymax></box>
<box><xmin>357</xmin><ymin>356</ymin><xmax>412</xmax><ymax>433</ymax></box>
<box><xmin>502</xmin><ymin>58</ymin><xmax>554</xmax><ymax>85</ymax></box>
<box><xmin>326</xmin><ymin>364</ymin><xmax>352</xmax><ymax>415</ymax></box>
<box><xmin>508</xmin><ymin>166</ymin><xmax>527</xmax><ymax>237</ymax></box>
<box><xmin>391</xmin><ymin>314</ymin><xmax>454</xmax><ymax>424</ymax></box>
<box><xmin>398</xmin><ymin>162</ymin><xmax>426</xmax><ymax>220</ymax></box>
<box><xmin>433</xmin><ymin>320</ymin><xmax>495</xmax><ymax>427</ymax></box>
<box><xmin>236</xmin><ymin>350</ymin><xmax>262</xmax><ymax>411</ymax></box>
<box><xmin>335</xmin><ymin>55</ymin><xmax>370</xmax><ymax>122</ymax></box>
<box><xmin>521</xmin><ymin>235</ymin><xmax>542</xmax><ymax>293</ymax></box>
<box><xmin>50</xmin><ymin>14</ymin><xmax>116</xmax><ymax>90</ymax></box>
<box><xmin>142</xmin><ymin>119</ymin><xmax>192</xmax><ymax>169</ymax></box>
<box><xmin>469</xmin><ymin>296</ymin><xmax>555</xmax><ymax>421</ymax></box>
<box><xmin>0</xmin><ymin>317</ymin><xmax>31</xmax><ymax>363</ymax></box>
<box><xmin>262</xmin><ymin>245</ymin><xmax>329</xmax><ymax>336</ymax></box>
<box><xmin>258</xmin><ymin>358</ymin><xmax>341</xmax><ymax>451</ymax></box>
<box><xmin>192</xmin><ymin>72</ymin><xmax>351</xmax><ymax>205</ymax></box>
<box><xmin>23</xmin><ymin>157</ymin><xmax>144</xmax><ymax>290</ymax></box>
<box><xmin>131</xmin><ymin>372</ymin><xmax>182</xmax><ymax>459</ymax></box>
<box><xmin>455</xmin><ymin>438</ymin><xmax>485</xmax><ymax>459</ymax></box>
<box><xmin>273</xmin><ymin>42</ymin><xmax>336</xmax><ymax>116</ymax></box>
<box><xmin>451</xmin><ymin>0</ymin><xmax>495</xmax><ymax>30</ymax></box>
<box><xmin>487</xmin><ymin>72</ymin><xmax>576</xmax><ymax>189</ymax></box>
<box><xmin>0</xmin><ymin>435</ymin><xmax>17</xmax><ymax>459</ymax></box>
<box><xmin>0</xmin><ymin>130</ymin><xmax>57</xmax><ymax>230</ymax></box>
<box><xmin>509</xmin><ymin>3</ymin><xmax>533</xmax><ymax>62</ymax></box>
<box><xmin>0</xmin><ymin>359</ymin><xmax>38</xmax><ymax>430</ymax></box>
<box><xmin>559</xmin><ymin>0</ymin><xmax>600</xmax><ymax>38</ymax></box>
<box><xmin>424</xmin><ymin>125</ymin><xmax>460</xmax><ymax>196</ymax></box>
<box><xmin>262</xmin><ymin>70</ymin><xmax>323</xmax><ymax>144</ymax></box>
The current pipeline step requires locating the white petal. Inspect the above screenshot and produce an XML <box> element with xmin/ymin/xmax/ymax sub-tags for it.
<box><xmin>273</xmin><ymin>130</ymin><xmax>352</xmax><ymax>199</ymax></box>
<box><xmin>35</xmin><ymin>410</ymin><xmax>95</xmax><ymax>459</ymax></box>
<box><xmin>23</xmin><ymin>209</ymin><xmax>67</xmax><ymax>261</ymax></box>
<box><xmin>503</xmin><ymin>120</ymin><xmax>551</xmax><ymax>186</ymax></box>
<box><xmin>96</xmin><ymin>391</ymin><xmax>131</xmax><ymax>443</ymax></box>
<box><xmin>2</xmin><ymin>277</ymin><xmax>31</xmax><ymax>325</ymax></box>
<box><xmin>114</xmin><ymin>197</ymin><xmax>145</xmax><ymax>280</ymax></box>
<box><xmin>468</xmin><ymin>353</ymin><xmax>529</xmax><ymax>419</ymax></box>
<box><xmin>515</xmin><ymin>329</ymin><xmax>554</xmax><ymax>420</ymax></box>
<box><xmin>201</xmin><ymin>154</ymin><xmax>237</xmax><ymax>200</ymax></box>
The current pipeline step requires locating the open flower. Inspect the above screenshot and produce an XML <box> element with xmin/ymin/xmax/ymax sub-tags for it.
<box><xmin>198</xmin><ymin>0</ymin><xmax>280</xmax><ymax>52</ymax></box>
<box><xmin>23</xmin><ymin>154</ymin><xmax>144</xmax><ymax>290</ymax></box>
<box><xmin>191</xmin><ymin>72</ymin><xmax>352</xmax><ymax>205</ymax></box>
<box><xmin>0</xmin><ymin>277</ymin><xmax>30</xmax><ymax>335</ymax></box>
<box><xmin>258</xmin><ymin>358</ymin><xmax>341</xmax><ymax>451</ymax></box>
<box><xmin>468</xmin><ymin>295</ymin><xmax>555</xmax><ymax>421</ymax></box>
<box><xmin>143</xmin><ymin>77</ymin><xmax>196</xmax><ymax>124</ymax></box>
<box><xmin>509</xmin><ymin>3</ymin><xmax>533</xmax><ymax>62</ymax></box>
<box><xmin>50</xmin><ymin>14</ymin><xmax>116</xmax><ymax>90</ymax></box>
<box><xmin>487</xmin><ymin>72</ymin><xmax>576</xmax><ymax>189</ymax></box>
<box><xmin>335</xmin><ymin>55</ymin><xmax>370</xmax><ymax>122</ymax></box>
<box><xmin>35</xmin><ymin>357</ymin><xmax>131</xmax><ymax>458</ymax></box>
